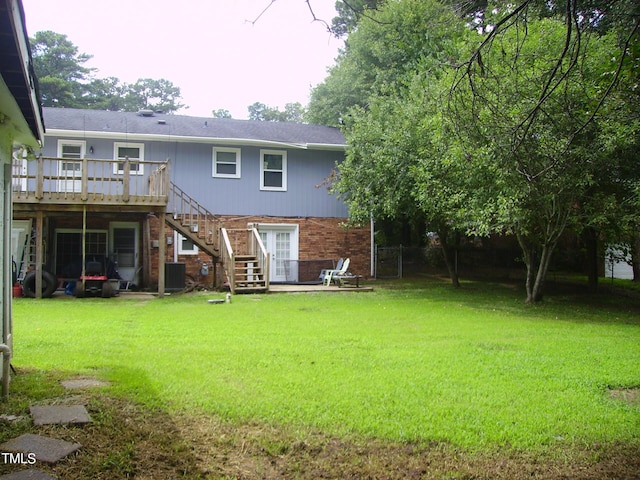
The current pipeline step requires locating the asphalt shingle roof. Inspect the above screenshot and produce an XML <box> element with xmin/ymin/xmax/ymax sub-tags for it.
<box><xmin>43</xmin><ymin>107</ymin><xmax>346</xmax><ymax>148</ymax></box>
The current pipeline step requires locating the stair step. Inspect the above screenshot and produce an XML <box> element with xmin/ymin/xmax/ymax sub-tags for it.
<box><xmin>235</xmin><ymin>283</ymin><xmax>267</xmax><ymax>289</ymax></box>
<box><xmin>234</xmin><ymin>267</ymin><xmax>262</xmax><ymax>274</ymax></box>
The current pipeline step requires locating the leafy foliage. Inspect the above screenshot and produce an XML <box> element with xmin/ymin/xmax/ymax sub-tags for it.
<box><xmin>314</xmin><ymin>0</ymin><xmax>640</xmax><ymax>300</ymax></box>
<box><xmin>30</xmin><ymin>31</ymin><xmax>185</xmax><ymax>113</ymax></box>
<box><xmin>247</xmin><ymin>101</ymin><xmax>306</xmax><ymax>122</ymax></box>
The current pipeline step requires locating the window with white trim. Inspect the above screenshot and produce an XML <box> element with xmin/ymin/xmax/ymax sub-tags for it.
<box><xmin>176</xmin><ymin>232</ymin><xmax>198</xmax><ymax>255</ymax></box>
<box><xmin>260</xmin><ymin>150</ymin><xmax>287</xmax><ymax>191</ymax></box>
<box><xmin>114</xmin><ymin>142</ymin><xmax>144</xmax><ymax>175</ymax></box>
<box><xmin>212</xmin><ymin>147</ymin><xmax>241</xmax><ymax>178</ymax></box>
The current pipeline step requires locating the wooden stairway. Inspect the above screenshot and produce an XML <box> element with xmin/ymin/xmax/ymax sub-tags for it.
<box><xmin>233</xmin><ymin>255</ymin><xmax>268</xmax><ymax>293</ymax></box>
<box><xmin>165</xmin><ymin>182</ymin><xmax>219</xmax><ymax>258</ymax></box>
<box><xmin>166</xmin><ymin>182</ymin><xmax>269</xmax><ymax>293</ymax></box>
<box><xmin>220</xmin><ymin>228</ymin><xmax>270</xmax><ymax>294</ymax></box>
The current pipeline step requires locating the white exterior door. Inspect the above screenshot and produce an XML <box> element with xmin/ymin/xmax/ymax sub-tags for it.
<box><xmin>258</xmin><ymin>225</ymin><xmax>298</xmax><ymax>283</ymax></box>
<box><xmin>109</xmin><ymin>222</ymin><xmax>140</xmax><ymax>286</ymax></box>
<box><xmin>58</xmin><ymin>141</ymin><xmax>84</xmax><ymax>193</ymax></box>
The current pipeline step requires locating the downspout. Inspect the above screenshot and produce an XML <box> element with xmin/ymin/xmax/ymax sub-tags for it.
<box><xmin>1</xmin><ymin>343</ymin><xmax>11</xmax><ymax>399</ymax></box>
<box><xmin>3</xmin><ymin>161</ymin><xmax>13</xmax><ymax>398</ymax></box>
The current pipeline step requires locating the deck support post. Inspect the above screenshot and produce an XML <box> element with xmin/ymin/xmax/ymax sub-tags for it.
<box><xmin>35</xmin><ymin>211</ymin><xmax>43</xmax><ymax>299</ymax></box>
<box><xmin>81</xmin><ymin>205</ymin><xmax>86</xmax><ymax>290</ymax></box>
<box><xmin>158</xmin><ymin>208</ymin><xmax>166</xmax><ymax>297</ymax></box>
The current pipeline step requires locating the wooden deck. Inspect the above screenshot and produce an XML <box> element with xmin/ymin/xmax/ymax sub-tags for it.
<box><xmin>12</xmin><ymin>156</ymin><xmax>169</xmax><ymax>212</ymax></box>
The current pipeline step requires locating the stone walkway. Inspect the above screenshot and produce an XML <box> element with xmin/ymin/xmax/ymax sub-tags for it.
<box><xmin>0</xmin><ymin>378</ymin><xmax>106</xmax><ymax>480</ymax></box>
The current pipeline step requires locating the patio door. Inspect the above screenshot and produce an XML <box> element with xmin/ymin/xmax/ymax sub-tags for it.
<box><xmin>109</xmin><ymin>222</ymin><xmax>140</xmax><ymax>286</ymax></box>
<box><xmin>258</xmin><ymin>225</ymin><xmax>298</xmax><ymax>283</ymax></box>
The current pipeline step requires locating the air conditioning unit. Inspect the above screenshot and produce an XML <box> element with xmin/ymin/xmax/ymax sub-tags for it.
<box><xmin>165</xmin><ymin>262</ymin><xmax>185</xmax><ymax>292</ymax></box>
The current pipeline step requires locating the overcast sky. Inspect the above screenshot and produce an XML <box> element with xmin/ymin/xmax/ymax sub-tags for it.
<box><xmin>21</xmin><ymin>0</ymin><xmax>343</xmax><ymax>119</ymax></box>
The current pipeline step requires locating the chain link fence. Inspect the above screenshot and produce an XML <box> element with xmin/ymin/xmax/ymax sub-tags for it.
<box><xmin>375</xmin><ymin>241</ymin><xmax>590</xmax><ymax>279</ymax></box>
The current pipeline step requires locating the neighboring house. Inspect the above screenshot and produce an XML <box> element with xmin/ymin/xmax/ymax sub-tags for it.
<box><xmin>13</xmin><ymin>107</ymin><xmax>370</xmax><ymax>295</ymax></box>
<box><xmin>0</xmin><ymin>0</ymin><xmax>45</xmax><ymax>397</ymax></box>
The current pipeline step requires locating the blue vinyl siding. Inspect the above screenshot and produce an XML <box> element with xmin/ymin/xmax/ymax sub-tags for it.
<box><xmin>172</xmin><ymin>144</ymin><xmax>348</xmax><ymax>217</ymax></box>
<box><xmin>40</xmin><ymin>137</ymin><xmax>349</xmax><ymax>218</ymax></box>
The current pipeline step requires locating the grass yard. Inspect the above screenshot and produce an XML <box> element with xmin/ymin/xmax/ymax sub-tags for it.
<box><xmin>2</xmin><ymin>277</ymin><xmax>640</xmax><ymax>479</ymax></box>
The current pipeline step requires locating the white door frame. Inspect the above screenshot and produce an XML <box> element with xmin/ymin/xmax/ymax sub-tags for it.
<box><xmin>257</xmin><ymin>224</ymin><xmax>299</xmax><ymax>283</ymax></box>
<box><xmin>109</xmin><ymin>222</ymin><xmax>140</xmax><ymax>286</ymax></box>
<box><xmin>57</xmin><ymin>140</ymin><xmax>85</xmax><ymax>193</ymax></box>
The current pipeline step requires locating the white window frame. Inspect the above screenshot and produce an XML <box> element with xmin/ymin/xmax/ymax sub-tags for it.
<box><xmin>113</xmin><ymin>142</ymin><xmax>145</xmax><ymax>175</ymax></box>
<box><xmin>175</xmin><ymin>231</ymin><xmax>198</xmax><ymax>255</ymax></box>
<box><xmin>57</xmin><ymin>139</ymin><xmax>86</xmax><ymax>159</ymax></box>
<box><xmin>260</xmin><ymin>149</ymin><xmax>287</xmax><ymax>191</ymax></box>
<box><xmin>212</xmin><ymin>147</ymin><xmax>241</xmax><ymax>178</ymax></box>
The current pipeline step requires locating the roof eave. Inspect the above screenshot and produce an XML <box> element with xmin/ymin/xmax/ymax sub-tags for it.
<box><xmin>2</xmin><ymin>0</ymin><xmax>44</xmax><ymax>145</ymax></box>
<box><xmin>46</xmin><ymin>129</ymin><xmax>347</xmax><ymax>151</ymax></box>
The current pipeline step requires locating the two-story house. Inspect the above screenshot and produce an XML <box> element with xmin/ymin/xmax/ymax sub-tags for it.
<box><xmin>13</xmin><ymin>107</ymin><xmax>370</xmax><ymax>295</ymax></box>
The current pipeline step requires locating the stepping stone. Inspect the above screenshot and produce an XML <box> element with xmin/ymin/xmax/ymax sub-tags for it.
<box><xmin>29</xmin><ymin>405</ymin><xmax>92</xmax><ymax>426</ymax></box>
<box><xmin>0</xmin><ymin>434</ymin><xmax>81</xmax><ymax>464</ymax></box>
<box><xmin>61</xmin><ymin>378</ymin><xmax>109</xmax><ymax>389</ymax></box>
<box><xmin>0</xmin><ymin>469</ymin><xmax>57</xmax><ymax>480</ymax></box>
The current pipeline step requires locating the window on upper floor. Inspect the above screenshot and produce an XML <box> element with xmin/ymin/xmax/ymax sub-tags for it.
<box><xmin>260</xmin><ymin>150</ymin><xmax>287</xmax><ymax>191</ymax></box>
<box><xmin>114</xmin><ymin>143</ymin><xmax>144</xmax><ymax>175</ymax></box>
<box><xmin>212</xmin><ymin>147</ymin><xmax>241</xmax><ymax>178</ymax></box>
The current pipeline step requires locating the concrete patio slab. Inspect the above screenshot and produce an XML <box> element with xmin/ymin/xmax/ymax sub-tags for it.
<box><xmin>0</xmin><ymin>434</ymin><xmax>81</xmax><ymax>464</ymax></box>
<box><xmin>29</xmin><ymin>405</ymin><xmax>92</xmax><ymax>426</ymax></box>
<box><xmin>0</xmin><ymin>469</ymin><xmax>57</xmax><ymax>480</ymax></box>
<box><xmin>269</xmin><ymin>284</ymin><xmax>373</xmax><ymax>293</ymax></box>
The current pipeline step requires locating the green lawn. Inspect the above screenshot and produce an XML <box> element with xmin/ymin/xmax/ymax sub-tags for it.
<box><xmin>11</xmin><ymin>279</ymin><xmax>640</xmax><ymax>453</ymax></box>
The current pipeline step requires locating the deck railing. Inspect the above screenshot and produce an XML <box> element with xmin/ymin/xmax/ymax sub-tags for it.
<box><xmin>12</xmin><ymin>156</ymin><xmax>170</xmax><ymax>205</ymax></box>
<box><xmin>220</xmin><ymin>228</ymin><xmax>235</xmax><ymax>293</ymax></box>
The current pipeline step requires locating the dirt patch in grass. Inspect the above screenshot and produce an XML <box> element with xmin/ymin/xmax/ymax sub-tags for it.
<box><xmin>2</xmin><ymin>391</ymin><xmax>639</xmax><ymax>479</ymax></box>
<box><xmin>609</xmin><ymin>387</ymin><xmax>640</xmax><ymax>406</ymax></box>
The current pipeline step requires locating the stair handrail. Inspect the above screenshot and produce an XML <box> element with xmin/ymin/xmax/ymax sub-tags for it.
<box><xmin>249</xmin><ymin>227</ymin><xmax>270</xmax><ymax>291</ymax></box>
<box><xmin>220</xmin><ymin>227</ymin><xmax>235</xmax><ymax>294</ymax></box>
<box><xmin>168</xmin><ymin>182</ymin><xmax>219</xmax><ymax>247</ymax></box>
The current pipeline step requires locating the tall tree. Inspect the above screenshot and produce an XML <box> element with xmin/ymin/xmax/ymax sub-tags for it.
<box><xmin>121</xmin><ymin>78</ymin><xmax>185</xmax><ymax>113</ymax></box>
<box><xmin>328</xmin><ymin>0</ymin><xmax>469</xmax><ymax>285</ymax></box>
<box><xmin>307</xmin><ymin>0</ymin><xmax>461</xmax><ymax>126</ymax></box>
<box><xmin>30</xmin><ymin>30</ymin><xmax>95</xmax><ymax>107</ymax></box>
<box><xmin>212</xmin><ymin>109</ymin><xmax>232</xmax><ymax>119</ymax></box>
<box><xmin>330</xmin><ymin>0</ymin><xmax>382</xmax><ymax>37</ymax></box>
<box><xmin>30</xmin><ymin>31</ymin><xmax>186</xmax><ymax>113</ymax></box>
<box><xmin>325</xmin><ymin>0</ymin><xmax>639</xmax><ymax>301</ymax></box>
<box><xmin>247</xmin><ymin>102</ymin><xmax>306</xmax><ymax>122</ymax></box>
<box><xmin>444</xmin><ymin>17</ymin><xmax>637</xmax><ymax>301</ymax></box>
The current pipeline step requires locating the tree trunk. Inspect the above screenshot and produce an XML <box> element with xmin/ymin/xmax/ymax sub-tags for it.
<box><xmin>632</xmin><ymin>230</ymin><xmax>640</xmax><ymax>282</ymax></box>
<box><xmin>517</xmin><ymin>234</ymin><xmax>557</xmax><ymax>303</ymax></box>
<box><xmin>438</xmin><ymin>230</ymin><xmax>460</xmax><ymax>288</ymax></box>
<box><xmin>584</xmin><ymin>227</ymin><xmax>599</xmax><ymax>292</ymax></box>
